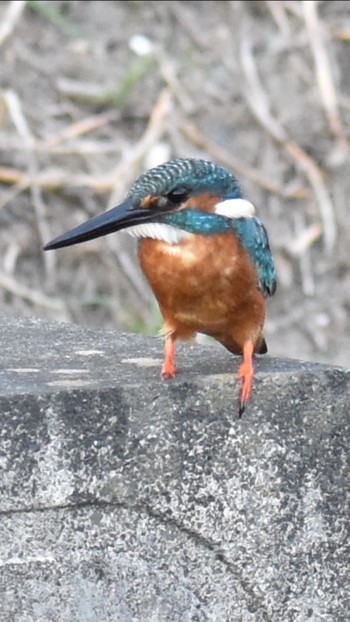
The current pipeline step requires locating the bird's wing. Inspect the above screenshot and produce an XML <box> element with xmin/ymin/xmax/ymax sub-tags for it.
<box><xmin>231</xmin><ymin>217</ymin><xmax>277</xmax><ymax>297</ymax></box>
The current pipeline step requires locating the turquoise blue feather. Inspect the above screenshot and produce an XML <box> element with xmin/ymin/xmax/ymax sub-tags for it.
<box><xmin>162</xmin><ymin>209</ymin><xmax>231</xmax><ymax>235</ymax></box>
<box><xmin>231</xmin><ymin>217</ymin><xmax>277</xmax><ymax>297</ymax></box>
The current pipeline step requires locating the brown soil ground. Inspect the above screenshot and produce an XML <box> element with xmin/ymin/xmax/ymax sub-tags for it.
<box><xmin>1</xmin><ymin>0</ymin><xmax>350</xmax><ymax>367</ymax></box>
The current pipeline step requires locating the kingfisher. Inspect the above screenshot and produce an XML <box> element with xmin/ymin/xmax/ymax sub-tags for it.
<box><xmin>44</xmin><ymin>158</ymin><xmax>276</xmax><ymax>416</ymax></box>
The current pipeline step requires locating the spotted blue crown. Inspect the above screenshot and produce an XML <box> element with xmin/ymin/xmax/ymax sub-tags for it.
<box><xmin>129</xmin><ymin>158</ymin><xmax>243</xmax><ymax>202</ymax></box>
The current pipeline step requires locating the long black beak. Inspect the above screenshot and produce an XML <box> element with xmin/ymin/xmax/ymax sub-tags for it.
<box><xmin>44</xmin><ymin>198</ymin><xmax>155</xmax><ymax>250</ymax></box>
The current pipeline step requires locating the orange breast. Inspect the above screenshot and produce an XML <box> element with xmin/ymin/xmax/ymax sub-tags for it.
<box><xmin>138</xmin><ymin>231</ymin><xmax>266</xmax><ymax>354</ymax></box>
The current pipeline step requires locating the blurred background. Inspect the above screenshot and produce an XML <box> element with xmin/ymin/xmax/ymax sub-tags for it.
<box><xmin>0</xmin><ymin>0</ymin><xmax>349</xmax><ymax>366</ymax></box>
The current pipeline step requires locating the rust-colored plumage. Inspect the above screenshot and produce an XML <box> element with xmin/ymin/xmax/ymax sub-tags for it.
<box><xmin>139</xmin><ymin>231</ymin><xmax>266</xmax><ymax>354</ymax></box>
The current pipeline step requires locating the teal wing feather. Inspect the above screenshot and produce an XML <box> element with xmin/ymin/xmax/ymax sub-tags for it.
<box><xmin>231</xmin><ymin>217</ymin><xmax>277</xmax><ymax>297</ymax></box>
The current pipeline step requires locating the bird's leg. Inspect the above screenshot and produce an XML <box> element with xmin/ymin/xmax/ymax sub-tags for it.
<box><xmin>238</xmin><ymin>340</ymin><xmax>254</xmax><ymax>417</ymax></box>
<box><xmin>161</xmin><ymin>334</ymin><xmax>176</xmax><ymax>379</ymax></box>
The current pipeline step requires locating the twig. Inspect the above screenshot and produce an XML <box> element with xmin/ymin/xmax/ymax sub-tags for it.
<box><xmin>265</xmin><ymin>1</ymin><xmax>291</xmax><ymax>38</ymax></box>
<box><xmin>282</xmin><ymin>1</ymin><xmax>304</xmax><ymax>18</ymax></box>
<box><xmin>156</xmin><ymin>52</ymin><xmax>195</xmax><ymax>115</ymax></box>
<box><xmin>56</xmin><ymin>55</ymin><xmax>154</xmax><ymax>107</ymax></box>
<box><xmin>286</xmin><ymin>223</ymin><xmax>322</xmax><ymax>257</ymax></box>
<box><xmin>302</xmin><ymin>1</ymin><xmax>346</xmax><ymax>143</ymax></box>
<box><xmin>0</xmin><ymin>270</ymin><xmax>66</xmax><ymax>311</ymax></box>
<box><xmin>0</xmin><ymin>0</ymin><xmax>26</xmax><ymax>46</ymax></box>
<box><xmin>56</xmin><ymin>78</ymin><xmax>118</xmax><ymax>104</ymax></box>
<box><xmin>0</xmin><ymin>165</ymin><xmax>120</xmax><ymax>192</ymax></box>
<box><xmin>331</xmin><ymin>26</ymin><xmax>350</xmax><ymax>42</ymax></box>
<box><xmin>0</xmin><ymin>177</ymin><xmax>29</xmax><ymax>211</ymax></box>
<box><xmin>238</xmin><ymin>38</ymin><xmax>337</xmax><ymax>253</ymax></box>
<box><xmin>182</xmin><ymin>122</ymin><xmax>308</xmax><ymax>199</ymax></box>
<box><xmin>129</xmin><ymin>34</ymin><xmax>195</xmax><ymax>114</ymax></box>
<box><xmin>36</xmin><ymin>141</ymin><xmax>122</xmax><ymax>156</ymax></box>
<box><xmin>3</xmin><ymin>89</ymin><xmax>55</xmax><ymax>278</ymax></box>
<box><xmin>40</xmin><ymin>111</ymin><xmax>119</xmax><ymax>149</ymax></box>
<box><xmin>292</xmin><ymin>211</ymin><xmax>316</xmax><ymax>296</ymax></box>
<box><xmin>168</xmin><ymin>1</ymin><xmax>207</xmax><ymax>49</ymax></box>
<box><xmin>106</xmin><ymin>88</ymin><xmax>173</xmax><ymax>207</ymax></box>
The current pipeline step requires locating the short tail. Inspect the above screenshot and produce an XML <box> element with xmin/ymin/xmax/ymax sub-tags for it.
<box><xmin>259</xmin><ymin>338</ymin><xmax>268</xmax><ymax>354</ymax></box>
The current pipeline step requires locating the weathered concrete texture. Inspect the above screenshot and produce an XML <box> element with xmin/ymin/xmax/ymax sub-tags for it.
<box><xmin>0</xmin><ymin>314</ymin><xmax>349</xmax><ymax>622</ymax></box>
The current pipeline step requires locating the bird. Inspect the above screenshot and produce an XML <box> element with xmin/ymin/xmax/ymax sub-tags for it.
<box><xmin>44</xmin><ymin>158</ymin><xmax>276</xmax><ymax>416</ymax></box>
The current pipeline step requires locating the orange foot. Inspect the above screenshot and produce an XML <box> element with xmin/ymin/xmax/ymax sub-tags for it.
<box><xmin>161</xmin><ymin>335</ymin><xmax>176</xmax><ymax>379</ymax></box>
<box><xmin>238</xmin><ymin>340</ymin><xmax>254</xmax><ymax>417</ymax></box>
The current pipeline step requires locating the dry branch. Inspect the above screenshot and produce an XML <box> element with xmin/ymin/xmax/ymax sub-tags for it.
<box><xmin>182</xmin><ymin>122</ymin><xmax>308</xmax><ymax>199</ymax></box>
<box><xmin>0</xmin><ymin>269</ymin><xmax>67</xmax><ymax>312</ymax></box>
<box><xmin>106</xmin><ymin>88</ymin><xmax>173</xmax><ymax>208</ymax></box>
<box><xmin>3</xmin><ymin>90</ymin><xmax>55</xmax><ymax>278</ymax></box>
<box><xmin>0</xmin><ymin>0</ymin><xmax>25</xmax><ymax>46</ymax></box>
<box><xmin>40</xmin><ymin>111</ymin><xmax>119</xmax><ymax>149</ymax></box>
<box><xmin>302</xmin><ymin>1</ymin><xmax>345</xmax><ymax>143</ymax></box>
<box><xmin>238</xmin><ymin>38</ymin><xmax>337</xmax><ymax>253</ymax></box>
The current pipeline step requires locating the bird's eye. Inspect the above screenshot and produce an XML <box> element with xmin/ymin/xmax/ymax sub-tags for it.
<box><xmin>167</xmin><ymin>186</ymin><xmax>189</xmax><ymax>204</ymax></box>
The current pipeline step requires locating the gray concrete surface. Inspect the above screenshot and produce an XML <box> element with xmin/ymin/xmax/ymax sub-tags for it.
<box><xmin>0</xmin><ymin>313</ymin><xmax>349</xmax><ymax>621</ymax></box>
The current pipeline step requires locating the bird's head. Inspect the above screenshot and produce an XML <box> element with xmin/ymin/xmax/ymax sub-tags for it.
<box><xmin>44</xmin><ymin>158</ymin><xmax>255</xmax><ymax>250</ymax></box>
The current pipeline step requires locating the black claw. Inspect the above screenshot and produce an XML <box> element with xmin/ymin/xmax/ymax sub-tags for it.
<box><xmin>238</xmin><ymin>401</ymin><xmax>245</xmax><ymax>418</ymax></box>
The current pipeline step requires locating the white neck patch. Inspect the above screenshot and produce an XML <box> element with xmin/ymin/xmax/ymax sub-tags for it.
<box><xmin>126</xmin><ymin>222</ymin><xmax>191</xmax><ymax>244</ymax></box>
<box><xmin>125</xmin><ymin>198</ymin><xmax>255</xmax><ymax>243</ymax></box>
<box><xmin>215</xmin><ymin>198</ymin><xmax>255</xmax><ymax>219</ymax></box>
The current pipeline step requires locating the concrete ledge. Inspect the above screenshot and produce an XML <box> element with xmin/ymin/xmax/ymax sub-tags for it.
<box><xmin>0</xmin><ymin>314</ymin><xmax>349</xmax><ymax>621</ymax></box>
